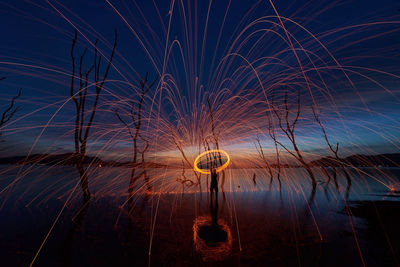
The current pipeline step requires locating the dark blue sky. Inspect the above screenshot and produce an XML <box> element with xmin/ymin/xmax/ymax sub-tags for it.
<box><xmin>0</xmin><ymin>0</ymin><xmax>400</xmax><ymax>159</ymax></box>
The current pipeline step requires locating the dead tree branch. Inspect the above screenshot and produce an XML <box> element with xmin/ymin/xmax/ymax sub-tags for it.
<box><xmin>267</xmin><ymin>115</ymin><xmax>282</xmax><ymax>190</ymax></box>
<box><xmin>269</xmin><ymin>86</ymin><xmax>316</xmax><ymax>198</ymax></box>
<box><xmin>114</xmin><ymin>72</ymin><xmax>156</xmax><ymax>195</ymax></box>
<box><xmin>254</xmin><ymin>136</ymin><xmax>274</xmax><ymax>185</ymax></box>
<box><xmin>312</xmin><ymin>106</ymin><xmax>351</xmax><ymax>195</ymax></box>
<box><xmin>207</xmin><ymin>96</ymin><xmax>225</xmax><ymax>190</ymax></box>
<box><xmin>70</xmin><ymin>29</ymin><xmax>117</xmax><ymax>200</ymax></box>
<box><xmin>0</xmin><ymin>83</ymin><xmax>21</xmax><ymax>137</ymax></box>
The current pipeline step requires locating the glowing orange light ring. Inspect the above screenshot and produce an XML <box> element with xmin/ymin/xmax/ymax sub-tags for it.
<box><xmin>193</xmin><ymin>149</ymin><xmax>230</xmax><ymax>174</ymax></box>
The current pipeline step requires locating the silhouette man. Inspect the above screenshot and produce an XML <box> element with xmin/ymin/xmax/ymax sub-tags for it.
<box><xmin>210</xmin><ymin>168</ymin><xmax>218</xmax><ymax>193</ymax></box>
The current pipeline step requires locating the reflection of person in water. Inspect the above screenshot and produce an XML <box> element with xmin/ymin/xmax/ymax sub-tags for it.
<box><xmin>210</xmin><ymin>168</ymin><xmax>218</xmax><ymax>193</ymax></box>
<box><xmin>210</xmin><ymin>168</ymin><xmax>219</xmax><ymax>227</ymax></box>
<box><xmin>210</xmin><ymin>188</ymin><xmax>218</xmax><ymax>227</ymax></box>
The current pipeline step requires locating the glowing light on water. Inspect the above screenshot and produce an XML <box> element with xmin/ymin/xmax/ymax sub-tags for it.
<box><xmin>193</xmin><ymin>216</ymin><xmax>232</xmax><ymax>262</ymax></box>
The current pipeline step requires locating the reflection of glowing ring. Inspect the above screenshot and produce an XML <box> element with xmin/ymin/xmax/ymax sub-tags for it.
<box><xmin>193</xmin><ymin>149</ymin><xmax>230</xmax><ymax>174</ymax></box>
<box><xmin>193</xmin><ymin>216</ymin><xmax>232</xmax><ymax>261</ymax></box>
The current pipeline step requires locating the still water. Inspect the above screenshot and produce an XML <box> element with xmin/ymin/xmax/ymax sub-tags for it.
<box><xmin>0</xmin><ymin>165</ymin><xmax>399</xmax><ymax>266</ymax></box>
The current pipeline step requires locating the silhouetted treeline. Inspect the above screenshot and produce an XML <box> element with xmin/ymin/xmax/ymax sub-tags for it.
<box><xmin>310</xmin><ymin>153</ymin><xmax>400</xmax><ymax>167</ymax></box>
<box><xmin>1</xmin><ymin>152</ymin><xmax>399</xmax><ymax>168</ymax></box>
<box><xmin>0</xmin><ymin>153</ymin><xmax>167</xmax><ymax>168</ymax></box>
<box><xmin>0</xmin><ymin>153</ymin><xmax>104</xmax><ymax>166</ymax></box>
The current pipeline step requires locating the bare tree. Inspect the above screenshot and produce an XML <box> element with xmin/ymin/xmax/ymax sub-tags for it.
<box><xmin>267</xmin><ymin>118</ymin><xmax>282</xmax><ymax>190</ymax></box>
<box><xmin>114</xmin><ymin>73</ymin><xmax>156</xmax><ymax>196</ymax></box>
<box><xmin>254</xmin><ymin>136</ymin><xmax>281</xmax><ymax>190</ymax></box>
<box><xmin>176</xmin><ymin>159</ymin><xmax>194</xmax><ymax>192</ymax></box>
<box><xmin>254</xmin><ymin>136</ymin><xmax>273</xmax><ymax>181</ymax></box>
<box><xmin>269</xmin><ymin>87</ymin><xmax>317</xmax><ymax>198</ymax></box>
<box><xmin>0</xmin><ymin>77</ymin><xmax>21</xmax><ymax>138</ymax></box>
<box><xmin>70</xmin><ymin>29</ymin><xmax>117</xmax><ymax>200</ymax></box>
<box><xmin>174</xmin><ymin>138</ymin><xmax>202</xmax><ymax>188</ymax></box>
<box><xmin>312</xmin><ymin>106</ymin><xmax>351</xmax><ymax>196</ymax></box>
<box><xmin>207</xmin><ymin>96</ymin><xmax>226</xmax><ymax>191</ymax></box>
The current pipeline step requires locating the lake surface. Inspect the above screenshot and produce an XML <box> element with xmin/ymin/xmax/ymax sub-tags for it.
<box><xmin>0</xmin><ymin>165</ymin><xmax>399</xmax><ymax>266</ymax></box>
